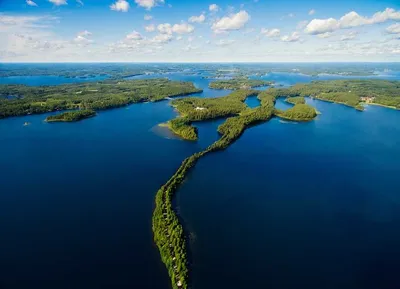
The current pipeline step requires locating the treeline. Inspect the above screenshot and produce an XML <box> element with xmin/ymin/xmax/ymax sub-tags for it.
<box><xmin>0</xmin><ymin>79</ymin><xmax>202</xmax><ymax>119</ymax></box>
<box><xmin>209</xmin><ymin>78</ymin><xmax>273</xmax><ymax>90</ymax></box>
<box><xmin>46</xmin><ymin>109</ymin><xmax>96</xmax><ymax>122</ymax></box>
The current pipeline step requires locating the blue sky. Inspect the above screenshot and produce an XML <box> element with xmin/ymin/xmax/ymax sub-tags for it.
<box><xmin>0</xmin><ymin>0</ymin><xmax>399</xmax><ymax>62</ymax></box>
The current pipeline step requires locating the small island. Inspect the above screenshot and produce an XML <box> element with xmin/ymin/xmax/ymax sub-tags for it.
<box><xmin>46</xmin><ymin>110</ymin><xmax>96</xmax><ymax>122</ymax></box>
<box><xmin>286</xmin><ymin>96</ymin><xmax>306</xmax><ymax>105</ymax></box>
<box><xmin>275</xmin><ymin>104</ymin><xmax>317</xmax><ymax>121</ymax></box>
<box><xmin>209</xmin><ymin>78</ymin><xmax>273</xmax><ymax>90</ymax></box>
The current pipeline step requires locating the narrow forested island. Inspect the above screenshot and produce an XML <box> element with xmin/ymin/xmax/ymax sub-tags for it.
<box><xmin>153</xmin><ymin>88</ymin><xmax>278</xmax><ymax>289</ymax></box>
<box><xmin>209</xmin><ymin>78</ymin><xmax>273</xmax><ymax>90</ymax></box>
<box><xmin>46</xmin><ymin>110</ymin><xmax>96</xmax><ymax>122</ymax></box>
<box><xmin>286</xmin><ymin>96</ymin><xmax>306</xmax><ymax>105</ymax></box>
<box><xmin>0</xmin><ymin>79</ymin><xmax>202</xmax><ymax>119</ymax></box>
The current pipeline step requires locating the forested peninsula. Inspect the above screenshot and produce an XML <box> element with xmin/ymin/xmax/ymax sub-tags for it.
<box><xmin>46</xmin><ymin>109</ymin><xmax>96</xmax><ymax>122</ymax></box>
<box><xmin>281</xmin><ymin>79</ymin><xmax>400</xmax><ymax>110</ymax></box>
<box><xmin>153</xmin><ymin>88</ymin><xmax>278</xmax><ymax>289</ymax></box>
<box><xmin>0</xmin><ymin>79</ymin><xmax>202</xmax><ymax>119</ymax></box>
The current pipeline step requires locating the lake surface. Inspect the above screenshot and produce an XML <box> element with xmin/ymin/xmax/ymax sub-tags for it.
<box><xmin>179</xmin><ymin>98</ymin><xmax>400</xmax><ymax>289</ymax></box>
<box><xmin>1</xmin><ymin>65</ymin><xmax>400</xmax><ymax>289</ymax></box>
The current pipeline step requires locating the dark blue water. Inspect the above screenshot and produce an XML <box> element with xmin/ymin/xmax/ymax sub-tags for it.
<box><xmin>0</xmin><ymin>75</ymin><xmax>108</xmax><ymax>86</ymax></box>
<box><xmin>244</xmin><ymin>95</ymin><xmax>261</xmax><ymax>108</ymax></box>
<box><xmin>179</xmin><ymin>98</ymin><xmax>400</xmax><ymax>289</ymax></box>
<box><xmin>1</xmin><ymin>66</ymin><xmax>400</xmax><ymax>289</ymax></box>
<box><xmin>0</xmin><ymin>101</ymin><xmax>205</xmax><ymax>289</ymax></box>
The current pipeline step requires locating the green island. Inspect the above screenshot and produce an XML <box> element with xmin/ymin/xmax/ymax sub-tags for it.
<box><xmin>46</xmin><ymin>109</ymin><xmax>96</xmax><ymax>122</ymax></box>
<box><xmin>286</xmin><ymin>96</ymin><xmax>306</xmax><ymax>105</ymax></box>
<box><xmin>275</xmin><ymin>103</ymin><xmax>317</xmax><ymax>121</ymax></box>
<box><xmin>209</xmin><ymin>78</ymin><xmax>273</xmax><ymax>90</ymax></box>
<box><xmin>0</xmin><ymin>79</ymin><xmax>202</xmax><ymax>119</ymax></box>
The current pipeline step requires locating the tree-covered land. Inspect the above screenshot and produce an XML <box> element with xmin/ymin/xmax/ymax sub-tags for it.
<box><xmin>167</xmin><ymin>118</ymin><xmax>198</xmax><ymax>141</ymax></box>
<box><xmin>280</xmin><ymin>79</ymin><xmax>400</xmax><ymax>110</ymax></box>
<box><xmin>286</xmin><ymin>96</ymin><xmax>305</xmax><ymax>105</ymax></box>
<box><xmin>275</xmin><ymin>104</ymin><xmax>317</xmax><ymax>121</ymax></box>
<box><xmin>0</xmin><ymin>79</ymin><xmax>202</xmax><ymax>119</ymax></box>
<box><xmin>152</xmin><ymin>88</ymin><xmax>277</xmax><ymax>289</ymax></box>
<box><xmin>209</xmin><ymin>78</ymin><xmax>273</xmax><ymax>90</ymax></box>
<box><xmin>46</xmin><ymin>109</ymin><xmax>96</xmax><ymax>122</ymax></box>
<box><xmin>166</xmin><ymin>90</ymin><xmax>258</xmax><ymax>140</ymax></box>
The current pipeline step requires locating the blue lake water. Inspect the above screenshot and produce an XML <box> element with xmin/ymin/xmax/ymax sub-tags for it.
<box><xmin>1</xmin><ymin>66</ymin><xmax>400</xmax><ymax>289</ymax></box>
<box><xmin>179</xmin><ymin>98</ymin><xmax>400</xmax><ymax>289</ymax></box>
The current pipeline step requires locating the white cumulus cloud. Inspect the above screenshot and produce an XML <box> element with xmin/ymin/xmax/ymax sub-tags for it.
<box><xmin>110</xmin><ymin>0</ymin><xmax>129</xmax><ymax>12</ymax></box>
<box><xmin>172</xmin><ymin>23</ymin><xmax>195</xmax><ymax>34</ymax></box>
<box><xmin>26</xmin><ymin>0</ymin><xmax>38</xmax><ymax>6</ymax></box>
<box><xmin>309</xmin><ymin>9</ymin><xmax>316</xmax><ymax>15</ymax></box>
<box><xmin>340</xmin><ymin>31</ymin><xmax>358</xmax><ymax>41</ymax></box>
<box><xmin>304</xmin><ymin>18</ymin><xmax>339</xmax><ymax>35</ymax></box>
<box><xmin>386</xmin><ymin>23</ymin><xmax>400</xmax><ymax>34</ymax></box>
<box><xmin>74</xmin><ymin>30</ymin><xmax>93</xmax><ymax>46</ymax></box>
<box><xmin>189</xmin><ymin>14</ymin><xmax>206</xmax><ymax>23</ymax></box>
<box><xmin>49</xmin><ymin>0</ymin><xmax>67</xmax><ymax>5</ymax></box>
<box><xmin>135</xmin><ymin>0</ymin><xmax>164</xmax><ymax>10</ymax></box>
<box><xmin>212</xmin><ymin>10</ymin><xmax>250</xmax><ymax>33</ymax></box>
<box><xmin>151</xmin><ymin>33</ymin><xmax>172</xmax><ymax>43</ymax></box>
<box><xmin>126</xmin><ymin>30</ymin><xmax>143</xmax><ymax>40</ymax></box>
<box><xmin>145</xmin><ymin>24</ymin><xmax>155</xmax><ymax>32</ymax></box>
<box><xmin>209</xmin><ymin>4</ymin><xmax>219</xmax><ymax>12</ymax></box>
<box><xmin>157</xmin><ymin>23</ymin><xmax>172</xmax><ymax>34</ymax></box>
<box><xmin>280</xmin><ymin>32</ymin><xmax>300</xmax><ymax>42</ymax></box>
<box><xmin>260</xmin><ymin>28</ymin><xmax>280</xmax><ymax>37</ymax></box>
<box><xmin>305</xmin><ymin>8</ymin><xmax>400</xmax><ymax>35</ymax></box>
<box><xmin>317</xmin><ymin>32</ymin><xmax>332</xmax><ymax>39</ymax></box>
<box><xmin>144</xmin><ymin>14</ymin><xmax>153</xmax><ymax>20</ymax></box>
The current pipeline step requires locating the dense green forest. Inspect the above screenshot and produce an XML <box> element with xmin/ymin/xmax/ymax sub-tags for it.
<box><xmin>286</xmin><ymin>96</ymin><xmax>305</xmax><ymax>105</ymax></box>
<box><xmin>46</xmin><ymin>109</ymin><xmax>96</xmax><ymax>122</ymax></box>
<box><xmin>167</xmin><ymin>90</ymin><xmax>257</xmax><ymax>140</ymax></box>
<box><xmin>279</xmin><ymin>79</ymin><xmax>400</xmax><ymax>110</ymax></box>
<box><xmin>0</xmin><ymin>79</ymin><xmax>201</xmax><ymax>119</ymax></box>
<box><xmin>209</xmin><ymin>78</ymin><xmax>273</xmax><ymax>90</ymax></box>
<box><xmin>275</xmin><ymin>104</ymin><xmax>317</xmax><ymax>121</ymax></box>
<box><xmin>167</xmin><ymin>118</ymin><xmax>198</xmax><ymax>141</ymax></box>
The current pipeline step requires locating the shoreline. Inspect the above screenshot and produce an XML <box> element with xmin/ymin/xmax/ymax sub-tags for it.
<box><xmin>364</xmin><ymin>102</ymin><xmax>399</xmax><ymax>110</ymax></box>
